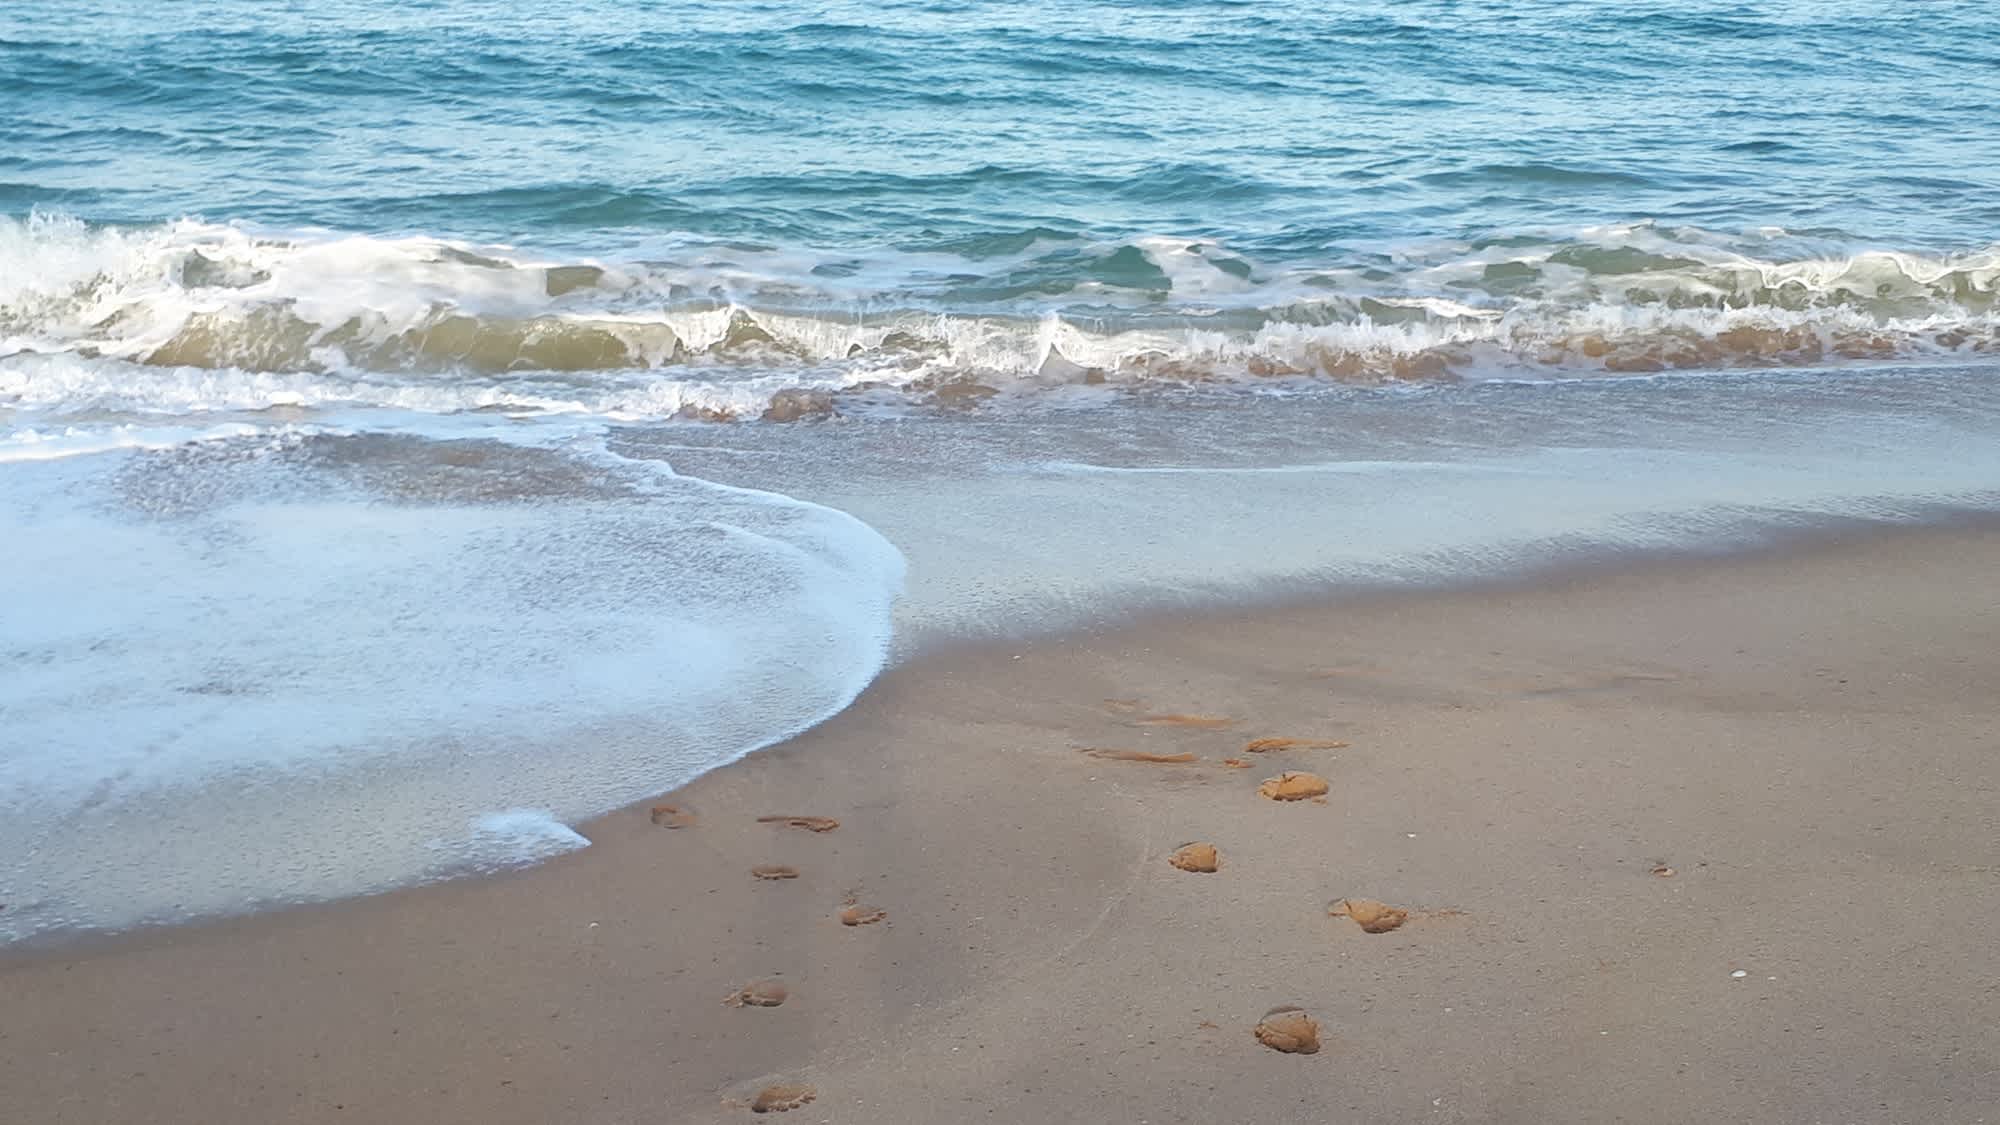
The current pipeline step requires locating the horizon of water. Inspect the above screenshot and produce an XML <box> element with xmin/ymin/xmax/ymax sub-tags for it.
<box><xmin>4</xmin><ymin>0</ymin><xmax>1999</xmax><ymax>944</ymax></box>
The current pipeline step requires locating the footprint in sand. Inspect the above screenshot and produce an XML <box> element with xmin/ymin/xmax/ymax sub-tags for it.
<box><xmin>722</xmin><ymin>980</ymin><xmax>789</xmax><ymax>1008</ymax></box>
<box><xmin>649</xmin><ymin>804</ymin><xmax>697</xmax><ymax>829</ymax></box>
<box><xmin>1243</xmin><ymin>737</ymin><xmax>1348</xmax><ymax>753</ymax></box>
<box><xmin>1330</xmin><ymin>898</ymin><xmax>1408</xmax><ymax>933</ymax></box>
<box><xmin>1169</xmin><ymin>842</ymin><xmax>1220</xmax><ymax>873</ymax></box>
<box><xmin>751</xmin><ymin>865</ymin><xmax>800</xmax><ymax>880</ymax></box>
<box><xmin>750</xmin><ymin>1084</ymin><xmax>817</xmax><ymax>1113</ymax></box>
<box><xmin>1254</xmin><ymin>1007</ymin><xmax>1322</xmax><ymax>1054</ymax></box>
<box><xmin>757</xmin><ymin>815</ymin><xmax>839</xmax><ymax>833</ymax></box>
<box><xmin>1257</xmin><ymin>771</ymin><xmax>1329</xmax><ymax>801</ymax></box>
<box><xmin>840</xmin><ymin>904</ymin><xmax>888</xmax><ymax>926</ymax></box>
<box><xmin>1133</xmin><ymin>713</ymin><xmax>1233</xmax><ymax>730</ymax></box>
<box><xmin>1080</xmin><ymin>747</ymin><xmax>1198</xmax><ymax>763</ymax></box>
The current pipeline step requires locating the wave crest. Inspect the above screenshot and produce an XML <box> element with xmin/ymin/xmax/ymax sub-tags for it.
<box><xmin>4</xmin><ymin>213</ymin><xmax>1997</xmax><ymax>421</ymax></box>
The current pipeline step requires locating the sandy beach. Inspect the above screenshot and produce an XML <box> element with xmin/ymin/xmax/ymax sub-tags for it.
<box><xmin>11</xmin><ymin>3</ymin><xmax>2000</xmax><ymax>1122</ymax></box>
<box><xmin>5</xmin><ymin>526</ymin><xmax>1997</xmax><ymax>1124</ymax></box>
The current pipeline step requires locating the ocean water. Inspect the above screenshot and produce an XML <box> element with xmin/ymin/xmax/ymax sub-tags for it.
<box><xmin>4</xmin><ymin>0</ymin><xmax>1999</xmax><ymax>942</ymax></box>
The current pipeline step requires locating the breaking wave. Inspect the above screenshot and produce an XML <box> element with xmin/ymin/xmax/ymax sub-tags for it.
<box><xmin>4</xmin><ymin>212</ymin><xmax>1997</xmax><ymax>422</ymax></box>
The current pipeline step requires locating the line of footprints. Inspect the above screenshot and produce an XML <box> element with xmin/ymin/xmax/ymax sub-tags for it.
<box><xmin>644</xmin><ymin>703</ymin><xmax>1417</xmax><ymax>1113</ymax></box>
<box><xmin>1095</xmin><ymin>703</ymin><xmax>1415</xmax><ymax>1059</ymax></box>
<box><xmin>645</xmin><ymin>804</ymin><xmax>879</xmax><ymax>1114</ymax></box>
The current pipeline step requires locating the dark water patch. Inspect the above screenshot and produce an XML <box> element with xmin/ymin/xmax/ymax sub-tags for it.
<box><xmin>1717</xmin><ymin>140</ymin><xmax>1796</xmax><ymax>154</ymax></box>
<box><xmin>907</xmin><ymin>226</ymin><xmax>1090</xmax><ymax>258</ymax></box>
<box><xmin>1419</xmin><ymin>163</ymin><xmax>1658</xmax><ymax>189</ymax></box>
<box><xmin>0</xmin><ymin>182</ymin><xmax>102</xmax><ymax>209</ymax></box>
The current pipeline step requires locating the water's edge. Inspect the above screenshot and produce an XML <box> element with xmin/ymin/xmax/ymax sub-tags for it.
<box><xmin>9</xmin><ymin>506</ymin><xmax>1999</xmax><ymax>962</ymax></box>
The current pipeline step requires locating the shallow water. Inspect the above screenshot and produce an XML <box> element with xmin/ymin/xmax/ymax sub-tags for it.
<box><xmin>3</xmin><ymin>0</ymin><xmax>1998</xmax><ymax>942</ymax></box>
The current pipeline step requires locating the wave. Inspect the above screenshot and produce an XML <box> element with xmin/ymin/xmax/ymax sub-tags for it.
<box><xmin>3</xmin><ymin>213</ymin><xmax>1997</xmax><ymax>422</ymax></box>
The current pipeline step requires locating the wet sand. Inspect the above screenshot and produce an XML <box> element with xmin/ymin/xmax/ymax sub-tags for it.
<box><xmin>4</xmin><ymin>527</ymin><xmax>1998</xmax><ymax>1124</ymax></box>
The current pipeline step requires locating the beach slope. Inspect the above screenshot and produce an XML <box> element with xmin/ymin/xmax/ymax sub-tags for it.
<box><xmin>4</xmin><ymin>529</ymin><xmax>1996</xmax><ymax>1124</ymax></box>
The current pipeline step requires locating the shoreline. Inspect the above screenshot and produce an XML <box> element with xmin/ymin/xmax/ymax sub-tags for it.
<box><xmin>880</xmin><ymin>501</ymin><xmax>2000</xmax><ymax>657</ymax></box>
<box><xmin>5</xmin><ymin>522</ymin><xmax>1998</xmax><ymax>1122</ymax></box>
<box><xmin>9</xmin><ymin>508</ymin><xmax>1999</xmax><ymax>962</ymax></box>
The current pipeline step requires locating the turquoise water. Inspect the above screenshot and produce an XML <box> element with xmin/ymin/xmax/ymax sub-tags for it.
<box><xmin>4</xmin><ymin>1</ymin><xmax>2000</xmax><ymax>942</ymax></box>
<box><xmin>5</xmin><ymin>0</ymin><xmax>2000</xmax><ymax>397</ymax></box>
<box><xmin>13</xmin><ymin>1</ymin><xmax>2000</xmax><ymax>247</ymax></box>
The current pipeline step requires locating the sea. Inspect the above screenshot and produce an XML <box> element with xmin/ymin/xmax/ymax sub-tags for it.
<box><xmin>4</xmin><ymin>0</ymin><xmax>1998</xmax><ymax>944</ymax></box>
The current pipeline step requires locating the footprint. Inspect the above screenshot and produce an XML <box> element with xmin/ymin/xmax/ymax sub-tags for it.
<box><xmin>1257</xmin><ymin>771</ymin><xmax>1329</xmax><ymax>801</ymax></box>
<box><xmin>1254</xmin><ymin>1007</ymin><xmax>1322</xmax><ymax>1054</ymax></box>
<box><xmin>1330</xmin><ymin>898</ymin><xmax>1408</xmax><ymax>933</ymax></box>
<box><xmin>722</xmin><ymin>980</ymin><xmax>789</xmax><ymax>1008</ymax></box>
<box><xmin>757</xmin><ymin>815</ymin><xmax>839</xmax><ymax>833</ymax></box>
<box><xmin>1169</xmin><ymin>842</ymin><xmax>1220</xmax><ymax>873</ymax></box>
<box><xmin>1080</xmin><ymin>748</ymin><xmax>1197</xmax><ymax>763</ymax></box>
<box><xmin>1134</xmin><ymin>713</ymin><xmax>1233</xmax><ymax>729</ymax></box>
<box><xmin>649</xmin><ymin>804</ymin><xmax>696</xmax><ymax>829</ymax></box>
<box><xmin>840</xmin><ymin>904</ymin><xmax>888</xmax><ymax>926</ymax></box>
<box><xmin>750</xmin><ymin>1084</ymin><xmax>817</xmax><ymax>1114</ymax></box>
<box><xmin>751</xmin><ymin>865</ymin><xmax>800</xmax><ymax>880</ymax></box>
<box><xmin>1243</xmin><ymin>737</ymin><xmax>1348</xmax><ymax>753</ymax></box>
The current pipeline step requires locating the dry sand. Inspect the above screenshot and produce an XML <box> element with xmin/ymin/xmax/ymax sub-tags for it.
<box><xmin>4</xmin><ymin>528</ymin><xmax>1997</xmax><ymax>1124</ymax></box>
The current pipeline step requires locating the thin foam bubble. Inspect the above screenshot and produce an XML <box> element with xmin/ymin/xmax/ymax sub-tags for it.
<box><xmin>459</xmin><ymin>810</ymin><xmax>591</xmax><ymax>869</ymax></box>
<box><xmin>0</xmin><ymin>421</ymin><xmax>270</xmax><ymax>462</ymax></box>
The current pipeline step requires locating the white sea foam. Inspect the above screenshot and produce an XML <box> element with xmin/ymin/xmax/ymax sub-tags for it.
<box><xmin>460</xmin><ymin>809</ymin><xmax>591</xmax><ymax>868</ymax></box>
<box><xmin>0</xmin><ymin>429</ymin><xmax>905</xmax><ymax>942</ymax></box>
<box><xmin>0</xmin><ymin>421</ymin><xmax>271</xmax><ymax>462</ymax></box>
<box><xmin>3</xmin><ymin>214</ymin><xmax>1997</xmax><ymax>427</ymax></box>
